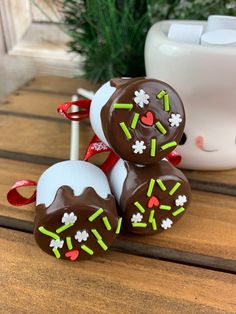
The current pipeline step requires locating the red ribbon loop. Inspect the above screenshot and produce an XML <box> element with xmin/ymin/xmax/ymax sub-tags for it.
<box><xmin>83</xmin><ymin>135</ymin><xmax>119</xmax><ymax>172</ymax></box>
<box><xmin>7</xmin><ymin>179</ymin><xmax>37</xmax><ymax>206</ymax></box>
<box><xmin>57</xmin><ymin>99</ymin><xmax>91</xmax><ymax>121</ymax></box>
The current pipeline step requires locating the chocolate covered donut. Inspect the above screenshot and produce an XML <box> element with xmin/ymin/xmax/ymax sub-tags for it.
<box><xmin>34</xmin><ymin>161</ymin><xmax>121</xmax><ymax>261</ymax></box>
<box><xmin>109</xmin><ymin>159</ymin><xmax>191</xmax><ymax>235</ymax></box>
<box><xmin>90</xmin><ymin>77</ymin><xmax>185</xmax><ymax>165</ymax></box>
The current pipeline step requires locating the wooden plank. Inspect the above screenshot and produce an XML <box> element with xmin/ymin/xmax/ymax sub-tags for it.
<box><xmin>183</xmin><ymin>169</ymin><xmax>236</xmax><ymax>196</ymax></box>
<box><xmin>0</xmin><ymin>90</ymin><xmax>70</xmax><ymax>119</ymax></box>
<box><xmin>184</xmin><ymin>169</ymin><xmax>236</xmax><ymax>187</ymax></box>
<box><xmin>0</xmin><ymin>115</ymin><xmax>69</xmax><ymax>160</ymax></box>
<box><xmin>22</xmin><ymin>76</ymin><xmax>98</xmax><ymax>95</ymax></box>
<box><xmin>1</xmin><ymin>159</ymin><xmax>235</xmax><ymax>266</ymax></box>
<box><xmin>0</xmin><ymin>115</ymin><xmax>93</xmax><ymax>161</ymax></box>
<box><xmin>1</xmin><ymin>228</ymin><xmax>235</xmax><ymax>314</ymax></box>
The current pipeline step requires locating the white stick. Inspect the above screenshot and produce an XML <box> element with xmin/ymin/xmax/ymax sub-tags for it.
<box><xmin>70</xmin><ymin>95</ymin><xmax>80</xmax><ymax>160</ymax></box>
<box><xmin>77</xmin><ymin>88</ymin><xmax>95</xmax><ymax>100</ymax></box>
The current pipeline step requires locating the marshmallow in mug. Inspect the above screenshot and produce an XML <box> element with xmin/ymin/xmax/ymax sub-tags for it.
<box><xmin>206</xmin><ymin>15</ymin><xmax>236</xmax><ymax>32</ymax></box>
<box><xmin>168</xmin><ymin>23</ymin><xmax>204</xmax><ymax>44</ymax></box>
<box><xmin>35</xmin><ymin>160</ymin><xmax>120</xmax><ymax>261</ymax></box>
<box><xmin>90</xmin><ymin>77</ymin><xmax>185</xmax><ymax>165</ymax></box>
<box><xmin>109</xmin><ymin>159</ymin><xmax>191</xmax><ymax>235</ymax></box>
<box><xmin>201</xmin><ymin>29</ymin><xmax>236</xmax><ymax>47</ymax></box>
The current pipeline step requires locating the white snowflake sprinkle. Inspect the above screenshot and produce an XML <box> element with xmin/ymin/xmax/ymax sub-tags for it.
<box><xmin>91</xmin><ymin>141</ymin><xmax>108</xmax><ymax>152</ymax></box>
<box><xmin>134</xmin><ymin>89</ymin><xmax>150</xmax><ymax>108</ymax></box>
<box><xmin>169</xmin><ymin>113</ymin><xmax>182</xmax><ymax>127</ymax></box>
<box><xmin>75</xmin><ymin>230</ymin><xmax>89</xmax><ymax>243</ymax></box>
<box><xmin>161</xmin><ymin>218</ymin><xmax>173</xmax><ymax>230</ymax></box>
<box><xmin>175</xmin><ymin>195</ymin><xmax>187</xmax><ymax>207</ymax></box>
<box><xmin>131</xmin><ymin>213</ymin><xmax>143</xmax><ymax>223</ymax></box>
<box><xmin>62</xmin><ymin>212</ymin><xmax>77</xmax><ymax>225</ymax></box>
<box><xmin>50</xmin><ymin>239</ymin><xmax>64</xmax><ymax>249</ymax></box>
<box><xmin>132</xmin><ymin>140</ymin><xmax>147</xmax><ymax>154</ymax></box>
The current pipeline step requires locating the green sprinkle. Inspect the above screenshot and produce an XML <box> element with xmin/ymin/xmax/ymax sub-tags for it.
<box><xmin>152</xmin><ymin>219</ymin><xmax>157</xmax><ymax>231</ymax></box>
<box><xmin>172</xmin><ymin>207</ymin><xmax>185</xmax><ymax>216</ymax></box>
<box><xmin>81</xmin><ymin>245</ymin><xmax>94</xmax><ymax>255</ymax></box>
<box><xmin>115</xmin><ymin>217</ymin><xmax>122</xmax><ymax>234</ymax></box>
<box><xmin>159</xmin><ymin>205</ymin><xmax>171</xmax><ymax>210</ymax></box>
<box><xmin>147</xmin><ymin>179</ymin><xmax>155</xmax><ymax>197</ymax></box>
<box><xmin>88</xmin><ymin>208</ymin><xmax>104</xmax><ymax>222</ymax></box>
<box><xmin>164</xmin><ymin>94</ymin><xmax>170</xmax><ymax>111</ymax></box>
<box><xmin>119</xmin><ymin>122</ymin><xmax>132</xmax><ymax>139</ymax></box>
<box><xmin>52</xmin><ymin>248</ymin><xmax>60</xmax><ymax>259</ymax></box>
<box><xmin>38</xmin><ymin>226</ymin><xmax>59</xmax><ymax>240</ymax></box>
<box><xmin>131</xmin><ymin>112</ymin><xmax>140</xmax><ymax>129</ymax></box>
<box><xmin>102</xmin><ymin>216</ymin><xmax>112</xmax><ymax>231</ymax></box>
<box><xmin>150</xmin><ymin>138</ymin><xmax>156</xmax><ymax>157</ymax></box>
<box><xmin>134</xmin><ymin>201</ymin><xmax>145</xmax><ymax>214</ymax></box>
<box><xmin>56</xmin><ymin>224</ymin><xmax>73</xmax><ymax>234</ymax></box>
<box><xmin>113</xmin><ymin>103</ymin><xmax>133</xmax><ymax>109</ymax></box>
<box><xmin>169</xmin><ymin>182</ymin><xmax>181</xmax><ymax>196</ymax></box>
<box><xmin>161</xmin><ymin>141</ymin><xmax>177</xmax><ymax>151</ymax></box>
<box><xmin>98</xmin><ymin>239</ymin><xmax>108</xmax><ymax>251</ymax></box>
<box><xmin>148</xmin><ymin>210</ymin><xmax>155</xmax><ymax>223</ymax></box>
<box><xmin>155</xmin><ymin>121</ymin><xmax>167</xmax><ymax>135</ymax></box>
<box><xmin>156</xmin><ymin>179</ymin><xmax>166</xmax><ymax>191</ymax></box>
<box><xmin>91</xmin><ymin>229</ymin><xmax>102</xmax><ymax>240</ymax></box>
<box><xmin>156</xmin><ymin>90</ymin><xmax>166</xmax><ymax>99</ymax></box>
<box><xmin>66</xmin><ymin>237</ymin><xmax>73</xmax><ymax>250</ymax></box>
<box><xmin>132</xmin><ymin>223</ymin><xmax>147</xmax><ymax>228</ymax></box>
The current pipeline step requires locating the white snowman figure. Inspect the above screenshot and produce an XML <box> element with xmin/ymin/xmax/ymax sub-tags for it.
<box><xmin>145</xmin><ymin>16</ymin><xmax>236</xmax><ymax>170</ymax></box>
<box><xmin>174</xmin><ymin>95</ymin><xmax>236</xmax><ymax>170</ymax></box>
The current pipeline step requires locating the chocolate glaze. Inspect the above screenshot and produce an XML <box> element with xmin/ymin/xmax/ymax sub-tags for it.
<box><xmin>120</xmin><ymin>160</ymin><xmax>191</xmax><ymax>235</ymax></box>
<box><xmin>101</xmin><ymin>77</ymin><xmax>185</xmax><ymax>165</ymax></box>
<box><xmin>34</xmin><ymin>186</ymin><xmax>119</xmax><ymax>261</ymax></box>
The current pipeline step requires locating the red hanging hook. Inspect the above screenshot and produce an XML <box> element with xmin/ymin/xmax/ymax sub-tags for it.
<box><xmin>7</xmin><ymin>179</ymin><xmax>37</xmax><ymax>206</ymax></box>
<box><xmin>57</xmin><ymin>99</ymin><xmax>91</xmax><ymax>121</ymax></box>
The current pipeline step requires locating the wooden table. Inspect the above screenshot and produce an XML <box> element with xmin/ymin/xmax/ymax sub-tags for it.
<box><xmin>0</xmin><ymin>77</ymin><xmax>235</xmax><ymax>313</ymax></box>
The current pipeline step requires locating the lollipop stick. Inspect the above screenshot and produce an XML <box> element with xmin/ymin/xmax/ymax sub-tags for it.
<box><xmin>77</xmin><ymin>88</ymin><xmax>95</xmax><ymax>100</ymax></box>
<box><xmin>70</xmin><ymin>95</ymin><xmax>79</xmax><ymax>160</ymax></box>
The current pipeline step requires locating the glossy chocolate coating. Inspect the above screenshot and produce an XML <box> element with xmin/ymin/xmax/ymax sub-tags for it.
<box><xmin>120</xmin><ymin>160</ymin><xmax>191</xmax><ymax>235</ymax></box>
<box><xmin>101</xmin><ymin>77</ymin><xmax>185</xmax><ymax>165</ymax></box>
<box><xmin>34</xmin><ymin>186</ymin><xmax>119</xmax><ymax>261</ymax></box>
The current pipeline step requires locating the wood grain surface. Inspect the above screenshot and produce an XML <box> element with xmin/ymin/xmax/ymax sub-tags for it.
<box><xmin>1</xmin><ymin>228</ymin><xmax>235</xmax><ymax>314</ymax></box>
<box><xmin>0</xmin><ymin>116</ymin><xmax>93</xmax><ymax>163</ymax></box>
<box><xmin>22</xmin><ymin>76</ymin><xmax>99</xmax><ymax>95</ymax></box>
<box><xmin>0</xmin><ymin>90</ymin><xmax>70</xmax><ymax>119</ymax></box>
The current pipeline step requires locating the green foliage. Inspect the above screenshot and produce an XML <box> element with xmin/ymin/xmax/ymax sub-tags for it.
<box><xmin>60</xmin><ymin>0</ymin><xmax>236</xmax><ymax>83</ymax></box>
<box><xmin>149</xmin><ymin>0</ymin><xmax>236</xmax><ymax>21</ymax></box>
<box><xmin>61</xmin><ymin>0</ymin><xmax>150</xmax><ymax>82</ymax></box>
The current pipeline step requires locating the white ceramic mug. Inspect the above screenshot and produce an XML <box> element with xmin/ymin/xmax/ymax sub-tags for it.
<box><xmin>145</xmin><ymin>20</ymin><xmax>236</xmax><ymax>170</ymax></box>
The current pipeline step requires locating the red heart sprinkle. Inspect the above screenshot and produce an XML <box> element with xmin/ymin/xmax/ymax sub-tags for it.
<box><xmin>166</xmin><ymin>151</ymin><xmax>182</xmax><ymax>167</ymax></box>
<box><xmin>141</xmin><ymin>111</ymin><xmax>154</xmax><ymax>126</ymax></box>
<box><xmin>65</xmin><ymin>249</ymin><xmax>79</xmax><ymax>261</ymax></box>
<box><xmin>148</xmin><ymin>196</ymin><xmax>159</xmax><ymax>208</ymax></box>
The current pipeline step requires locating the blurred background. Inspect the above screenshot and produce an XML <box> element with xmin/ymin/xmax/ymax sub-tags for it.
<box><xmin>0</xmin><ymin>0</ymin><xmax>235</xmax><ymax>101</ymax></box>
